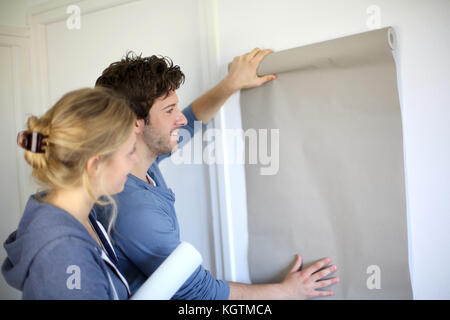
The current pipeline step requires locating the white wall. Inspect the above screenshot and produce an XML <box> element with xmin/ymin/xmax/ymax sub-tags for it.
<box><xmin>214</xmin><ymin>0</ymin><xmax>450</xmax><ymax>299</ymax></box>
<box><xmin>0</xmin><ymin>0</ymin><xmax>28</xmax><ymax>27</ymax></box>
<box><xmin>0</xmin><ymin>0</ymin><xmax>220</xmax><ymax>299</ymax></box>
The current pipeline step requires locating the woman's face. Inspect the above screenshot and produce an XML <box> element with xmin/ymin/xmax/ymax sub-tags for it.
<box><xmin>100</xmin><ymin>130</ymin><xmax>138</xmax><ymax>195</ymax></box>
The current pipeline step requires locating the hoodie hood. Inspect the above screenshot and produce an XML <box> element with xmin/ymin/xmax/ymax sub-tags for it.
<box><xmin>2</xmin><ymin>194</ymin><xmax>95</xmax><ymax>291</ymax></box>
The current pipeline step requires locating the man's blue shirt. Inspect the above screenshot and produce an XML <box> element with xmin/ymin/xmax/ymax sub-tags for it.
<box><xmin>97</xmin><ymin>105</ymin><xmax>230</xmax><ymax>300</ymax></box>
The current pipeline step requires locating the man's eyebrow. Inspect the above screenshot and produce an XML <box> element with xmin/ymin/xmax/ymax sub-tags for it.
<box><xmin>161</xmin><ymin>103</ymin><xmax>177</xmax><ymax>110</ymax></box>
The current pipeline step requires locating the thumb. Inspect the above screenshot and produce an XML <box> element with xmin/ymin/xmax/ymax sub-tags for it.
<box><xmin>257</xmin><ymin>74</ymin><xmax>277</xmax><ymax>86</ymax></box>
<box><xmin>290</xmin><ymin>254</ymin><xmax>303</xmax><ymax>273</ymax></box>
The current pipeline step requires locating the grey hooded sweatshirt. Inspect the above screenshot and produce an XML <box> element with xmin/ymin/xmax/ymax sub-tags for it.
<box><xmin>2</xmin><ymin>194</ymin><xmax>130</xmax><ymax>299</ymax></box>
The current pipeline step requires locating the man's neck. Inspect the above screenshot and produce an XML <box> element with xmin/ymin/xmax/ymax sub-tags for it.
<box><xmin>130</xmin><ymin>140</ymin><xmax>157</xmax><ymax>182</ymax></box>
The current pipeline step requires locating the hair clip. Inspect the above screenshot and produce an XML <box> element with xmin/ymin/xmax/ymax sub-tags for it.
<box><xmin>17</xmin><ymin>131</ymin><xmax>46</xmax><ymax>153</ymax></box>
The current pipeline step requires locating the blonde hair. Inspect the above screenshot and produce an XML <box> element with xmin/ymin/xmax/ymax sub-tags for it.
<box><xmin>23</xmin><ymin>87</ymin><xmax>136</xmax><ymax>234</ymax></box>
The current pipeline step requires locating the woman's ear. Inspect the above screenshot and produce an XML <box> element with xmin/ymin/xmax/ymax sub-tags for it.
<box><xmin>135</xmin><ymin>118</ymin><xmax>145</xmax><ymax>134</ymax></box>
<box><xmin>86</xmin><ymin>155</ymin><xmax>100</xmax><ymax>178</ymax></box>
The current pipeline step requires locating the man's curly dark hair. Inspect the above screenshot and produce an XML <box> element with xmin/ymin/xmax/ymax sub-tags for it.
<box><xmin>95</xmin><ymin>51</ymin><xmax>185</xmax><ymax>120</ymax></box>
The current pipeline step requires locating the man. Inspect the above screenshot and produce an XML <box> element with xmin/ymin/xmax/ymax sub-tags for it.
<box><xmin>95</xmin><ymin>48</ymin><xmax>339</xmax><ymax>299</ymax></box>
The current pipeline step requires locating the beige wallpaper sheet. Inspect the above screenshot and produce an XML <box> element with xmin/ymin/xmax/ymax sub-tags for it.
<box><xmin>240</xmin><ymin>27</ymin><xmax>412</xmax><ymax>299</ymax></box>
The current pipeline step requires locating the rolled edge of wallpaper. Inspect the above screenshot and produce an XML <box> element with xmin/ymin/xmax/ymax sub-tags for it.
<box><xmin>130</xmin><ymin>241</ymin><xmax>203</xmax><ymax>300</ymax></box>
<box><xmin>257</xmin><ymin>27</ymin><xmax>395</xmax><ymax>76</ymax></box>
<box><xmin>226</xmin><ymin>27</ymin><xmax>395</xmax><ymax>76</ymax></box>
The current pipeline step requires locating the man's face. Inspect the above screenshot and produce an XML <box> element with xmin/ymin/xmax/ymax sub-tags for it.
<box><xmin>142</xmin><ymin>91</ymin><xmax>188</xmax><ymax>156</ymax></box>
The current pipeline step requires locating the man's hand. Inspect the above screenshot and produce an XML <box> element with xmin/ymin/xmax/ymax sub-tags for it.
<box><xmin>228</xmin><ymin>254</ymin><xmax>339</xmax><ymax>300</ymax></box>
<box><xmin>224</xmin><ymin>48</ymin><xmax>277</xmax><ymax>93</ymax></box>
<box><xmin>281</xmin><ymin>254</ymin><xmax>340</xmax><ymax>299</ymax></box>
<box><xmin>191</xmin><ymin>48</ymin><xmax>277</xmax><ymax>124</ymax></box>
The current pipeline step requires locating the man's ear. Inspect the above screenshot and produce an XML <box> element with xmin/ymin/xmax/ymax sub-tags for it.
<box><xmin>86</xmin><ymin>155</ymin><xmax>100</xmax><ymax>178</ymax></box>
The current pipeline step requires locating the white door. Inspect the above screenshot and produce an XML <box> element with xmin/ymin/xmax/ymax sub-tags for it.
<box><xmin>0</xmin><ymin>33</ymin><xmax>33</xmax><ymax>299</ymax></box>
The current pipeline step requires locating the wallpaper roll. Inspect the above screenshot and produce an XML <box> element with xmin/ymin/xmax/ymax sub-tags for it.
<box><xmin>131</xmin><ymin>241</ymin><xmax>202</xmax><ymax>300</ymax></box>
<box><xmin>240</xmin><ymin>27</ymin><xmax>412</xmax><ymax>299</ymax></box>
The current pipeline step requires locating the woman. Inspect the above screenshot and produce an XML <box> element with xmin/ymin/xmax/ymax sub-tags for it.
<box><xmin>2</xmin><ymin>87</ymin><xmax>138</xmax><ymax>299</ymax></box>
